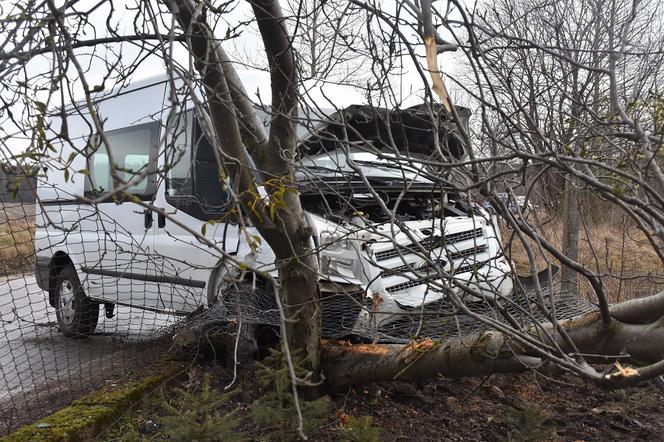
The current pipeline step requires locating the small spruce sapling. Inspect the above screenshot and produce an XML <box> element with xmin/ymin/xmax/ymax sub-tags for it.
<box><xmin>251</xmin><ymin>348</ymin><xmax>330</xmax><ymax>441</ymax></box>
<box><xmin>156</xmin><ymin>374</ymin><xmax>244</xmax><ymax>442</ymax></box>
<box><xmin>341</xmin><ymin>415</ymin><xmax>381</xmax><ymax>442</ymax></box>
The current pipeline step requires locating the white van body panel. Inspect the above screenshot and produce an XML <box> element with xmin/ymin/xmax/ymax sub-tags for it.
<box><xmin>36</xmin><ymin>81</ymin><xmax>173</xmax><ymax>311</ymax></box>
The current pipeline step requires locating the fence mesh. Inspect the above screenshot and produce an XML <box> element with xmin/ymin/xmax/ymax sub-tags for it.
<box><xmin>1</xmin><ymin>179</ymin><xmax>663</xmax><ymax>435</ymax></box>
<box><xmin>0</xmin><ymin>197</ymin><xmax>186</xmax><ymax>433</ymax></box>
<box><xmin>211</xmin><ymin>281</ymin><xmax>601</xmax><ymax>343</ymax></box>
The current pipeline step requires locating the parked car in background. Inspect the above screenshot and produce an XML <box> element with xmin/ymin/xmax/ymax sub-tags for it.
<box><xmin>493</xmin><ymin>192</ymin><xmax>535</xmax><ymax>213</ymax></box>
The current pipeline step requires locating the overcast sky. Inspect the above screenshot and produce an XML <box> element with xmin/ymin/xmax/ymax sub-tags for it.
<box><xmin>0</xmin><ymin>0</ymin><xmax>472</xmax><ymax>157</ymax></box>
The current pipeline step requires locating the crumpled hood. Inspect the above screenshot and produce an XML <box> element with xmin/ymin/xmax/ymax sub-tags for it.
<box><xmin>298</xmin><ymin>104</ymin><xmax>471</xmax><ymax>162</ymax></box>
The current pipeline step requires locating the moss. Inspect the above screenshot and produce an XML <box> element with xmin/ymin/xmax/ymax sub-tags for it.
<box><xmin>3</xmin><ymin>404</ymin><xmax>115</xmax><ymax>442</ymax></box>
<box><xmin>3</xmin><ymin>360</ymin><xmax>185</xmax><ymax>442</ymax></box>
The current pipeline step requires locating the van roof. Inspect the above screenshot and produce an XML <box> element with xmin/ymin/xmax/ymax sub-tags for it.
<box><xmin>75</xmin><ymin>70</ymin><xmax>368</xmax><ymax>111</ymax></box>
<box><xmin>61</xmin><ymin>71</ymin><xmax>471</xmax><ymax>161</ymax></box>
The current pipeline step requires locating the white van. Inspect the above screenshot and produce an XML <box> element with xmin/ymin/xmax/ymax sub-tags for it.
<box><xmin>34</xmin><ymin>74</ymin><xmax>513</xmax><ymax>342</ymax></box>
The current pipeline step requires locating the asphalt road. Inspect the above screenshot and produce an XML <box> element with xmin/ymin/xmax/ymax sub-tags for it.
<box><xmin>0</xmin><ymin>274</ymin><xmax>181</xmax><ymax>432</ymax></box>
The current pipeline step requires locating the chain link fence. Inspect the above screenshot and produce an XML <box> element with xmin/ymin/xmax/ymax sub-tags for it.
<box><xmin>1</xmin><ymin>175</ymin><xmax>663</xmax><ymax>435</ymax></box>
<box><xmin>0</xmin><ymin>196</ymin><xmax>184</xmax><ymax>433</ymax></box>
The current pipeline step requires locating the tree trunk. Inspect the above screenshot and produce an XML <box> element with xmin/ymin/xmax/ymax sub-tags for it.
<box><xmin>166</xmin><ymin>0</ymin><xmax>322</xmax><ymax>377</ymax></box>
<box><xmin>561</xmin><ymin>171</ymin><xmax>580</xmax><ymax>295</ymax></box>
<box><xmin>178</xmin><ymin>290</ymin><xmax>664</xmax><ymax>390</ymax></box>
<box><xmin>321</xmin><ymin>290</ymin><xmax>664</xmax><ymax>390</ymax></box>
<box><xmin>249</xmin><ymin>0</ymin><xmax>322</xmax><ymax>377</ymax></box>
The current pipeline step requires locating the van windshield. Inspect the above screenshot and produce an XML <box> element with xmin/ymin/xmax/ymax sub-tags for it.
<box><xmin>297</xmin><ymin>149</ymin><xmax>432</xmax><ymax>185</ymax></box>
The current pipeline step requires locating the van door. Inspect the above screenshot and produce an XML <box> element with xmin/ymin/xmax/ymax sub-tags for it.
<box><xmin>151</xmin><ymin>111</ymin><xmax>240</xmax><ymax>313</ymax></box>
<box><xmin>80</xmin><ymin>121</ymin><xmax>163</xmax><ymax>310</ymax></box>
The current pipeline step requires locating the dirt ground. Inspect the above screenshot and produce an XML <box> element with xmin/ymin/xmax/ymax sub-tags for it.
<box><xmin>101</xmin><ymin>360</ymin><xmax>664</xmax><ymax>441</ymax></box>
<box><xmin>335</xmin><ymin>373</ymin><xmax>664</xmax><ymax>441</ymax></box>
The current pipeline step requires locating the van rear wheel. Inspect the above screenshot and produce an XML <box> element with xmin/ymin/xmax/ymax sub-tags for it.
<box><xmin>54</xmin><ymin>266</ymin><xmax>99</xmax><ymax>337</ymax></box>
<box><xmin>211</xmin><ymin>282</ymin><xmax>259</xmax><ymax>366</ymax></box>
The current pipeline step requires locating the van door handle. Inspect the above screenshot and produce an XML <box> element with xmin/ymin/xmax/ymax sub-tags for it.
<box><xmin>144</xmin><ymin>209</ymin><xmax>153</xmax><ymax>229</ymax></box>
<box><xmin>154</xmin><ymin>207</ymin><xmax>175</xmax><ymax>228</ymax></box>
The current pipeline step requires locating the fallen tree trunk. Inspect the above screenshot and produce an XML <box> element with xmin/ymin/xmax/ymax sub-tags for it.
<box><xmin>176</xmin><ymin>290</ymin><xmax>664</xmax><ymax>390</ymax></box>
<box><xmin>321</xmin><ymin>291</ymin><xmax>664</xmax><ymax>390</ymax></box>
<box><xmin>321</xmin><ymin>333</ymin><xmax>541</xmax><ymax>389</ymax></box>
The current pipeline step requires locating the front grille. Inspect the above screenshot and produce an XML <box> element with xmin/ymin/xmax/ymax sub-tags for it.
<box><xmin>448</xmin><ymin>244</ymin><xmax>487</xmax><ymax>261</ymax></box>
<box><xmin>454</xmin><ymin>262</ymin><xmax>486</xmax><ymax>275</ymax></box>
<box><xmin>381</xmin><ymin>245</ymin><xmax>487</xmax><ymax>277</ymax></box>
<box><xmin>382</xmin><ymin>260</ymin><xmax>442</xmax><ymax>277</ymax></box>
<box><xmin>442</xmin><ymin>228</ymin><xmax>485</xmax><ymax>244</ymax></box>
<box><xmin>385</xmin><ymin>278</ymin><xmax>430</xmax><ymax>293</ymax></box>
<box><xmin>383</xmin><ymin>260</ymin><xmax>489</xmax><ymax>293</ymax></box>
<box><xmin>374</xmin><ymin>227</ymin><xmax>483</xmax><ymax>261</ymax></box>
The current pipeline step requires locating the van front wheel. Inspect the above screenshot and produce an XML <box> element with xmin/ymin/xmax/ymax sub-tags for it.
<box><xmin>54</xmin><ymin>266</ymin><xmax>99</xmax><ymax>337</ymax></box>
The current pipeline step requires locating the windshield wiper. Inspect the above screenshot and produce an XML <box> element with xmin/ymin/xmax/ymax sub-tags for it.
<box><xmin>296</xmin><ymin>164</ymin><xmax>341</xmax><ymax>174</ymax></box>
<box><xmin>353</xmin><ymin>159</ymin><xmax>419</xmax><ymax>173</ymax></box>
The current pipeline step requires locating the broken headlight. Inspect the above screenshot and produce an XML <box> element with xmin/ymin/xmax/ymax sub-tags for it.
<box><xmin>320</xmin><ymin>230</ymin><xmax>350</xmax><ymax>251</ymax></box>
<box><xmin>319</xmin><ymin>230</ymin><xmax>360</xmax><ymax>280</ymax></box>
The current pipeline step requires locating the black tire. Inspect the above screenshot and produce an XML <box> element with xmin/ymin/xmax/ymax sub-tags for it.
<box><xmin>221</xmin><ymin>321</ymin><xmax>259</xmax><ymax>368</ymax></box>
<box><xmin>217</xmin><ymin>284</ymin><xmax>261</xmax><ymax>367</ymax></box>
<box><xmin>209</xmin><ymin>267</ymin><xmax>267</xmax><ymax>366</ymax></box>
<box><xmin>53</xmin><ymin>266</ymin><xmax>99</xmax><ymax>337</ymax></box>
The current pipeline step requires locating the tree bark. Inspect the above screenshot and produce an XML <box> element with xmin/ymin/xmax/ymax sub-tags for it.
<box><xmin>561</xmin><ymin>171</ymin><xmax>580</xmax><ymax>295</ymax></box>
<box><xmin>249</xmin><ymin>0</ymin><xmax>322</xmax><ymax>377</ymax></box>
<box><xmin>166</xmin><ymin>0</ymin><xmax>322</xmax><ymax>377</ymax></box>
<box><xmin>177</xmin><ymin>290</ymin><xmax>664</xmax><ymax>390</ymax></box>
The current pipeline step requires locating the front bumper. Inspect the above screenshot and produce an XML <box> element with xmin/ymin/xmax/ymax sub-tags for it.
<box><xmin>311</xmin><ymin>215</ymin><xmax>515</xmax><ymax>341</ymax></box>
<box><xmin>351</xmin><ymin>256</ymin><xmax>514</xmax><ymax>333</ymax></box>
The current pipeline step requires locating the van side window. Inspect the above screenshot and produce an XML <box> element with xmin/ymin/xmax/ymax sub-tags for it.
<box><xmin>86</xmin><ymin>121</ymin><xmax>159</xmax><ymax>198</ymax></box>
<box><xmin>192</xmin><ymin>119</ymin><xmax>228</xmax><ymax>209</ymax></box>
<box><xmin>165</xmin><ymin>111</ymin><xmax>194</xmax><ymax>196</ymax></box>
<box><xmin>164</xmin><ymin>110</ymin><xmax>229</xmax><ymax>219</ymax></box>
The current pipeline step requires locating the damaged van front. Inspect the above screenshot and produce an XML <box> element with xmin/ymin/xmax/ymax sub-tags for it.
<box><xmin>276</xmin><ymin>104</ymin><xmax>513</xmax><ymax>339</ymax></box>
<box><xmin>295</xmin><ymin>147</ymin><xmax>513</xmax><ymax>338</ymax></box>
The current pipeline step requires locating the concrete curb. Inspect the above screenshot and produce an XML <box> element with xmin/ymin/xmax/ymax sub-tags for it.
<box><xmin>2</xmin><ymin>359</ymin><xmax>187</xmax><ymax>442</ymax></box>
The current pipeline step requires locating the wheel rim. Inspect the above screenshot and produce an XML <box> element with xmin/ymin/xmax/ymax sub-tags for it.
<box><xmin>210</xmin><ymin>264</ymin><xmax>236</xmax><ymax>309</ymax></box>
<box><xmin>213</xmin><ymin>274</ymin><xmax>231</xmax><ymax>317</ymax></box>
<box><xmin>58</xmin><ymin>279</ymin><xmax>76</xmax><ymax>326</ymax></box>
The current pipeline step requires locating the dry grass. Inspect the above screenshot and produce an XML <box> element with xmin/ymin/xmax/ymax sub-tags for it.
<box><xmin>502</xmin><ymin>211</ymin><xmax>664</xmax><ymax>302</ymax></box>
<box><xmin>0</xmin><ymin>219</ymin><xmax>34</xmax><ymax>276</ymax></box>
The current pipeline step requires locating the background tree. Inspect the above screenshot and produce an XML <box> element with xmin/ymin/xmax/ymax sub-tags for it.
<box><xmin>466</xmin><ymin>0</ymin><xmax>664</xmax><ymax>295</ymax></box>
